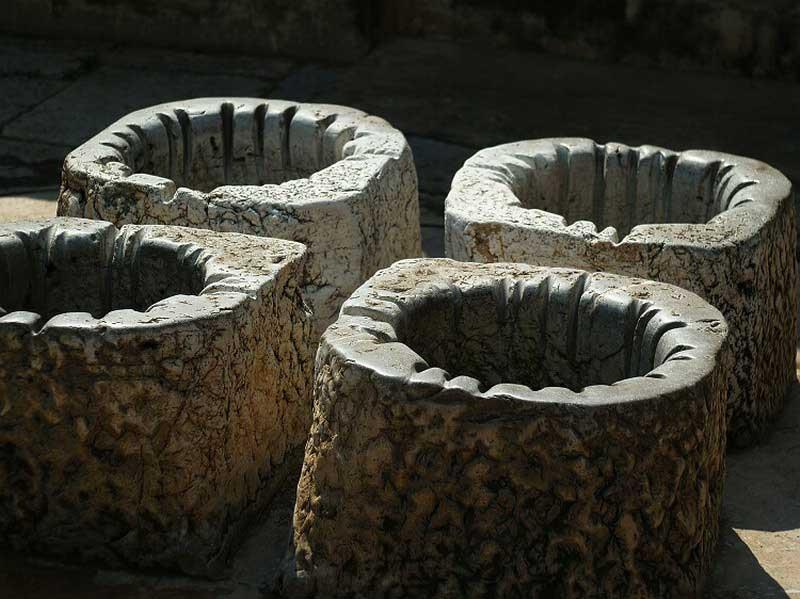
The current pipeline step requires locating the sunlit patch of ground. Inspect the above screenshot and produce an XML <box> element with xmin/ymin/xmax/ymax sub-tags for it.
<box><xmin>0</xmin><ymin>189</ymin><xmax>56</xmax><ymax>222</ymax></box>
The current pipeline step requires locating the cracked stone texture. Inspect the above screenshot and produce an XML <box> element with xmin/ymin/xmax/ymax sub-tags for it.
<box><xmin>0</xmin><ymin>217</ymin><xmax>313</xmax><ymax>576</ymax></box>
<box><xmin>284</xmin><ymin>259</ymin><xmax>730</xmax><ymax>598</ymax></box>
<box><xmin>445</xmin><ymin>139</ymin><xmax>797</xmax><ymax>448</ymax></box>
<box><xmin>58</xmin><ymin>98</ymin><xmax>421</xmax><ymax>339</ymax></box>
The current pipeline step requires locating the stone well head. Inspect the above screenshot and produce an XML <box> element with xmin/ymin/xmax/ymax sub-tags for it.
<box><xmin>0</xmin><ymin>218</ymin><xmax>313</xmax><ymax>576</ymax></box>
<box><xmin>0</xmin><ymin>219</ymin><xmax>226</xmax><ymax>324</ymax></box>
<box><xmin>446</xmin><ymin>138</ymin><xmax>791</xmax><ymax>245</ymax></box>
<box><xmin>58</xmin><ymin>98</ymin><xmax>422</xmax><ymax>337</ymax></box>
<box><xmin>289</xmin><ymin>259</ymin><xmax>731</xmax><ymax>597</ymax></box>
<box><xmin>445</xmin><ymin>138</ymin><xmax>796</xmax><ymax>447</ymax></box>
<box><xmin>335</xmin><ymin>259</ymin><xmax>728</xmax><ymax>402</ymax></box>
<box><xmin>60</xmin><ymin>99</ymin><xmax>380</xmax><ymax>195</ymax></box>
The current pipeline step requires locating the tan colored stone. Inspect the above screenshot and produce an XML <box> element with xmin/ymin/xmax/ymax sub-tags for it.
<box><xmin>445</xmin><ymin>138</ymin><xmax>797</xmax><ymax>447</ymax></box>
<box><xmin>58</xmin><ymin>98</ymin><xmax>422</xmax><ymax>340</ymax></box>
<box><xmin>0</xmin><ymin>217</ymin><xmax>313</xmax><ymax>576</ymax></box>
<box><xmin>284</xmin><ymin>259</ymin><xmax>730</xmax><ymax>597</ymax></box>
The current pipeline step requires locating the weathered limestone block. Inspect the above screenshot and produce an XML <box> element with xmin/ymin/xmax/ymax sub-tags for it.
<box><xmin>285</xmin><ymin>259</ymin><xmax>730</xmax><ymax>598</ymax></box>
<box><xmin>58</xmin><ymin>98</ymin><xmax>421</xmax><ymax>340</ymax></box>
<box><xmin>445</xmin><ymin>139</ymin><xmax>796</xmax><ymax>447</ymax></box>
<box><xmin>0</xmin><ymin>217</ymin><xmax>313</xmax><ymax>576</ymax></box>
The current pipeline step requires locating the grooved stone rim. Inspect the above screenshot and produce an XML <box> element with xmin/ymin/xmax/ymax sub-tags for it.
<box><xmin>0</xmin><ymin>217</ymin><xmax>313</xmax><ymax>576</ymax></box>
<box><xmin>444</xmin><ymin>138</ymin><xmax>797</xmax><ymax>447</ymax></box>
<box><xmin>445</xmin><ymin>138</ymin><xmax>790</xmax><ymax>246</ymax></box>
<box><xmin>57</xmin><ymin>97</ymin><xmax>422</xmax><ymax>338</ymax></box>
<box><xmin>287</xmin><ymin>258</ymin><xmax>730</xmax><ymax>598</ymax></box>
<box><xmin>326</xmin><ymin>259</ymin><xmax>727</xmax><ymax>405</ymax></box>
<box><xmin>0</xmin><ymin>217</ymin><xmax>305</xmax><ymax>333</ymax></box>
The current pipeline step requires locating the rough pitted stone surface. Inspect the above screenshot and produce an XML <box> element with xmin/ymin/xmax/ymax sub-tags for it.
<box><xmin>283</xmin><ymin>259</ymin><xmax>730</xmax><ymax>598</ymax></box>
<box><xmin>445</xmin><ymin>139</ymin><xmax>796</xmax><ymax>447</ymax></box>
<box><xmin>57</xmin><ymin>98</ymin><xmax>421</xmax><ymax>340</ymax></box>
<box><xmin>0</xmin><ymin>217</ymin><xmax>313</xmax><ymax>576</ymax></box>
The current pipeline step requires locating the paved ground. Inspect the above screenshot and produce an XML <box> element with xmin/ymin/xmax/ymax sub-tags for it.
<box><xmin>0</xmin><ymin>33</ymin><xmax>799</xmax><ymax>597</ymax></box>
<box><xmin>0</xmin><ymin>190</ymin><xmax>56</xmax><ymax>222</ymax></box>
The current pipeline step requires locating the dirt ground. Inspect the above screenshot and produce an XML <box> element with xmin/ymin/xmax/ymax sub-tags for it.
<box><xmin>0</xmin><ymin>190</ymin><xmax>56</xmax><ymax>221</ymax></box>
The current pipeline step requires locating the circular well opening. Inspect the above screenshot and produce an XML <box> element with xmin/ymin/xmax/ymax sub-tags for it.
<box><xmin>395</xmin><ymin>274</ymin><xmax>686</xmax><ymax>392</ymax></box>
<box><xmin>504</xmin><ymin>140</ymin><xmax>756</xmax><ymax>239</ymax></box>
<box><xmin>114</xmin><ymin>102</ymin><xmax>355</xmax><ymax>194</ymax></box>
<box><xmin>0</xmin><ymin>228</ymin><xmax>206</xmax><ymax>322</ymax></box>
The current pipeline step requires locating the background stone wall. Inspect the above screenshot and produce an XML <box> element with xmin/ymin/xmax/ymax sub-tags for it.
<box><xmin>1</xmin><ymin>0</ymin><xmax>370</xmax><ymax>62</ymax></box>
<box><xmin>376</xmin><ymin>0</ymin><xmax>800</xmax><ymax>80</ymax></box>
<box><xmin>3</xmin><ymin>0</ymin><xmax>799</xmax><ymax>79</ymax></box>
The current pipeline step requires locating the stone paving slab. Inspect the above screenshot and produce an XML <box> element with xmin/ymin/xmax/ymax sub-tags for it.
<box><xmin>282</xmin><ymin>39</ymin><xmax>800</xmax><ymax>185</ymax></box>
<box><xmin>3</xmin><ymin>67</ymin><xmax>279</xmax><ymax>147</ymax></box>
<box><xmin>0</xmin><ymin>140</ymin><xmax>70</xmax><ymax>193</ymax></box>
<box><xmin>419</xmin><ymin>202</ymin><xmax>445</xmax><ymax>227</ymax></box>
<box><xmin>0</xmin><ymin>77</ymin><xmax>68</xmax><ymax>127</ymax></box>
<box><xmin>0</xmin><ymin>34</ymin><xmax>296</xmax><ymax>194</ymax></box>
<box><xmin>0</xmin><ymin>35</ymin><xmax>96</xmax><ymax>128</ymax></box>
<box><xmin>406</xmin><ymin>135</ymin><xmax>474</xmax><ymax>212</ymax></box>
<box><xmin>0</xmin><ymin>36</ymin><xmax>95</xmax><ymax>78</ymax></box>
<box><xmin>2</xmin><ymin>0</ymin><xmax>368</xmax><ymax>63</ymax></box>
<box><xmin>421</xmin><ymin>225</ymin><xmax>444</xmax><ymax>257</ymax></box>
<box><xmin>101</xmin><ymin>47</ymin><xmax>295</xmax><ymax>79</ymax></box>
<box><xmin>708</xmin><ymin>384</ymin><xmax>800</xmax><ymax>597</ymax></box>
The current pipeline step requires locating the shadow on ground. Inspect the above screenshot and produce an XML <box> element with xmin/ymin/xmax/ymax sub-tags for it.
<box><xmin>0</xmin><ymin>485</ymin><xmax>297</xmax><ymax>599</ymax></box>
<box><xmin>707</xmin><ymin>377</ymin><xmax>800</xmax><ymax>597</ymax></box>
